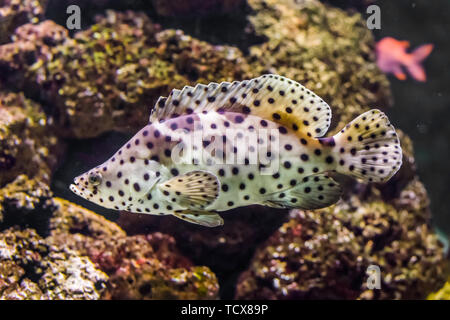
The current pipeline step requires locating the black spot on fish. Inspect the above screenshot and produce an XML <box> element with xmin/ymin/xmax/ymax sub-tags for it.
<box><xmin>235</xmin><ymin>115</ymin><xmax>244</xmax><ymax>123</ymax></box>
<box><xmin>278</xmin><ymin>126</ymin><xmax>288</xmax><ymax>134</ymax></box>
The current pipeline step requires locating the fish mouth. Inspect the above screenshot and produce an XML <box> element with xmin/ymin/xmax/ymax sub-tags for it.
<box><xmin>70</xmin><ymin>183</ymin><xmax>85</xmax><ymax>198</ymax></box>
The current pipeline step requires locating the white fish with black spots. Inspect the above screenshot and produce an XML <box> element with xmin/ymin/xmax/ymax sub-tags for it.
<box><xmin>70</xmin><ymin>74</ymin><xmax>402</xmax><ymax>227</ymax></box>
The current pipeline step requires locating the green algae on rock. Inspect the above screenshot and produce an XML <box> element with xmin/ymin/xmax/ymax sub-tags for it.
<box><xmin>235</xmin><ymin>193</ymin><xmax>447</xmax><ymax>300</ymax></box>
<box><xmin>0</xmin><ymin>177</ymin><xmax>220</xmax><ymax>299</ymax></box>
<box><xmin>0</xmin><ymin>91</ymin><xmax>61</xmax><ymax>187</ymax></box>
<box><xmin>0</xmin><ymin>10</ymin><xmax>250</xmax><ymax>138</ymax></box>
<box><xmin>49</xmin><ymin>197</ymin><xmax>125</xmax><ymax>239</ymax></box>
<box><xmin>428</xmin><ymin>279</ymin><xmax>450</xmax><ymax>300</ymax></box>
<box><xmin>87</xmin><ymin>234</ymin><xmax>219</xmax><ymax>299</ymax></box>
<box><xmin>0</xmin><ymin>0</ymin><xmax>48</xmax><ymax>44</ymax></box>
<box><xmin>117</xmin><ymin>205</ymin><xmax>288</xmax><ymax>298</ymax></box>
<box><xmin>0</xmin><ymin>20</ymin><xmax>68</xmax><ymax>88</ymax></box>
<box><xmin>0</xmin><ymin>175</ymin><xmax>54</xmax><ymax>227</ymax></box>
<box><xmin>0</xmin><ymin>227</ymin><xmax>108</xmax><ymax>299</ymax></box>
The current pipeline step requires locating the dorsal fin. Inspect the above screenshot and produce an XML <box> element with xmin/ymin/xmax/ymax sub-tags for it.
<box><xmin>149</xmin><ymin>74</ymin><xmax>332</xmax><ymax>137</ymax></box>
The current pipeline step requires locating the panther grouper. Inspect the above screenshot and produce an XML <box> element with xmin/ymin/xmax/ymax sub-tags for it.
<box><xmin>70</xmin><ymin>74</ymin><xmax>402</xmax><ymax>227</ymax></box>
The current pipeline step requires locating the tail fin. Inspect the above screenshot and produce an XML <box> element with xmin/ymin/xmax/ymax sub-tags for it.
<box><xmin>407</xmin><ymin>44</ymin><xmax>433</xmax><ymax>82</ymax></box>
<box><xmin>333</xmin><ymin>109</ymin><xmax>402</xmax><ymax>183</ymax></box>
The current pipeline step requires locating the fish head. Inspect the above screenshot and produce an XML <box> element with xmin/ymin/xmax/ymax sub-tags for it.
<box><xmin>70</xmin><ymin>152</ymin><xmax>166</xmax><ymax>211</ymax></box>
<box><xmin>70</xmin><ymin>166</ymin><xmax>117</xmax><ymax>209</ymax></box>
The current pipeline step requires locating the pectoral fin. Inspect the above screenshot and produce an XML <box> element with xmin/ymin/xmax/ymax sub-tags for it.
<box><xmin>158</xmin><ymin>170</ymin><xmax>220</xmax><ymax>209</ymax></box>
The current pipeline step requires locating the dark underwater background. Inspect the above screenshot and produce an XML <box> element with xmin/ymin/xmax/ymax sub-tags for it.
<box><xmin>372</xmin><ymin>0</ymin><xmax>450</xmax><ymax>237</ymax></box>
<box><xmin>331</xmin><ymin>0</ymin><xmax>450</xmax><ymax>239</ymax></box>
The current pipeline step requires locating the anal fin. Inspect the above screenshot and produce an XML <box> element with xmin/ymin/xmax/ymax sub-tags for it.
<box><xmin>263</xmin><ymin>174</ymin><xmax>342</xmax><ymax>210</ymax></box>
<box><xmin>173</xmin><ymin>210</ymin><xmax>224</xmax><ymax>227</ymax></box>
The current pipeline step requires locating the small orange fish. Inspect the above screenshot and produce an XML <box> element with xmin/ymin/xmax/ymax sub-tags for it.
<box><xmin>376</xmin><ymin>37</ymin><xmax>433</xmax><ymax>82</ymax></box>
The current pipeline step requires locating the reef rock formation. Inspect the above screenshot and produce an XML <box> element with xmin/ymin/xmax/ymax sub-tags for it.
<box><xmin>235</xmin><ymin>191</ymin><xmax>446</xmax><ymax>300</ymax></box>
<box><xmin>0</xmin><ymin>0</ymin><xmax>48</xmax><ymax>44</ymax></box>
<box><xmin>428</xmin><ymin>280</ymin><xmax>450</xmax><ymax>300</ymax></box>
<box><xmin>0</xmin><ymin>177</ymin><xmax>219</xmax><ymax>299</ymax></box>
<box><xmin>0</xmin><ymin>11</ymin><xmax>250</xmax><ymax>138</ymax></box>
<box><xmin>0</xmin><ymin>92</ymin><xmax>61</xmax><ymax>187</ymax></box>
<box><xmin>0</xmin><ymin>0</ymin><xmax>447</xmax><ymax>300</ymax></box>
<box><xmin>117</xmin><ymin>205</ymin><xmax>288</xmax><ymax>296</ymax></box>
<box><xmin>0</xmin><ymin>227</ymin><xmax>108</xmax><ymax>299</ymax></box>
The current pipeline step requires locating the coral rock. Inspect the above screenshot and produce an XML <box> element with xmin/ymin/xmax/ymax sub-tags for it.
<box><xmin>0</xmin><ymin>91</ymin><xmax>61</xmax><ymax>187</ymax></box>
<box><xmin>0</xmin><ymin>0</ymin><xmax>48</xmax><ymax>44</ymax></box>
<box><xmin>0</xmin><ymin>227</ymin><xmax>108</xmax><ymax>299</ymax></box>
<box><xmin>235</xmin><ymin>194</ymin><xmax>447</xmax><ymax>300</ymax></box>
<box><xmin>428</xmin><ymin>280</ymin><xmax>450</xmax><ymax>300</ymax></box>
<box><xmin>0</xmin><ymin>177</ymin><xmax>219</xmax><ymax>299</ymax></box>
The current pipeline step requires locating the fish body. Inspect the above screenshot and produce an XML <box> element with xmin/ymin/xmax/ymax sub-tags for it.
<box><xmin>70</xmin><ymin>74</ymin><xmax>402</xmax><ymax>227</ymax></box>
<box><xmin>376</xmin><ymin>37</ymin><xmax>433</xmax><ymax>82</ymax></box>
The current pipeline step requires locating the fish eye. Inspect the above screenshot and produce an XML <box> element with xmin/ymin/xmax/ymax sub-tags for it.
<box><xmin>88</xmin><ymin>172</ymin><xmax>102</xmax><ymax>186</ymax></box>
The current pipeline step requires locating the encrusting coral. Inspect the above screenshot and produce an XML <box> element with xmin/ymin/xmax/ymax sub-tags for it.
<box><xmin>0</xmin><ymin>92</ymin><xmax>61</xmax><ymax>188</ymax></box>
<box><xmin>0</xmin><ymin>177</ymin><xmax>219</xmax><ymax>299</ymax></box>
<box><xmin>0</xmin><ymin>0</ymin><xmax>48</xmax><ymax>44</ymax></box>
<box><xmin>235</xmin><ymin>193</ymin><xmax>446</xmax><ymax>299</ymax></box>
<box><xmin>1</xmin><ymin>11</ymin><xmax>250</xmax><ymax>138</ymax></box>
